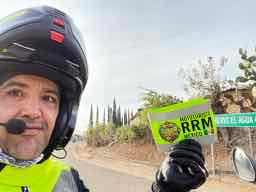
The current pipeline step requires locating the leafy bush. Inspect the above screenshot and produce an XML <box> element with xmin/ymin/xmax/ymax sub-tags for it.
<box><xmin>115</xmin><ymin>124</ymin><xmax>148</xmax><ymax>143</ymax></box>
<box><xmin>130</xmin><ymin>124</ymin><xmax>147</xmax><ymax>138</ymax></box>
<box><xmin>115</xmin><ymin>127</ymin><xmax>128</xmax><ymax>142</ymax></box>
<box><xmin>116</xmin><ymin>126</ymin><xmax>136</xmax><ymax>143</ymax></box>
<box><xmin>85</xmin><ymin>123</ymin><xmax>114</xmax><ymax>146</ymax></box>
<box><xmin>127</xmin><ymin>127</ymin><xmax>136</xmax><ymax>142</ymax></box>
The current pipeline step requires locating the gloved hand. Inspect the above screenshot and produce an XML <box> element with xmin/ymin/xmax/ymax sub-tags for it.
<box><xmin>151</xmin><ymin>139</ymin><xmax>208</xmax><ymax>192</ymax></box>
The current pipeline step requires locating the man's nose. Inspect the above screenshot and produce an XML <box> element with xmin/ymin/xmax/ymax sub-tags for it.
<box><xmin>19</xmin><ymin>98</ymin><xmax>43</xmax><ymax>120</ymax></box>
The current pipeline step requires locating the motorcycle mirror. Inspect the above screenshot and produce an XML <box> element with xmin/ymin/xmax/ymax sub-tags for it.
<box><xmin>232</xmin><ymin>147</ymin><xmax>256</xmax><ymax>182</ymax></box>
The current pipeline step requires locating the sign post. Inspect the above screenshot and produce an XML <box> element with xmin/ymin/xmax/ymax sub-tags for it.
<box><xmin>215</xmin><ymin>112</ymin><xmax>256</xmax><ymax>157</ymax></box>
<box><xmin>248</xmin><ymin>127</ymin><xmax>253</xmax><ymax>157</ymax></box>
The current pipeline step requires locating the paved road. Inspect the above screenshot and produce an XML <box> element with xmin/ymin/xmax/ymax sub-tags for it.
<box><xmin>66</xmin><ymin>154</ymin><xmax>153</xmax><ymax>192</ymax></box>
<box><xmin>65</xmin><ymin>155</ymin><xmax>231</xmax><ymax>192</ymax></box>
<box><xmin>64</xmin><ymin>144</ymin><xmax>236</xmax><ymax>192</ymax></box>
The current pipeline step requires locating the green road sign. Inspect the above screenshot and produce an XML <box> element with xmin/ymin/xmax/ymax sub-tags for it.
<box><xmin>215</xmin><ymin>112</ymin><xmax>256</xmax><ymax>127</ymax></box>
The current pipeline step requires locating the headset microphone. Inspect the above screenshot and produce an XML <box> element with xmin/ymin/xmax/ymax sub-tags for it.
<box><xmin>0</xmin><ymin>119</ymin><xmax>26</xmax><ymax>134</ymax></box>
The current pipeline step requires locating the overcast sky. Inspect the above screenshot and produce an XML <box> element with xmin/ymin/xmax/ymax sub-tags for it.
<box><xmin>1</xmin><ymin>0</ymin><xmax>256</xmax><ymax>133</ymax></box>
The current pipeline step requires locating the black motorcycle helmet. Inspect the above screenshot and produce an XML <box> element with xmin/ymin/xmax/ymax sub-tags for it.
<box><xmin>0</xmin><ymin>6</ymin><xmax>88</xmax><ymax>160</ymax></box>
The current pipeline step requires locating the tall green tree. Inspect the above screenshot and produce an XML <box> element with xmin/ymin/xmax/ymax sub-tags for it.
<box><xmin>89</xmin><ymin>104</ymin><xmax>93</xmax><ymax>128</ymax></box>
<box><xmin>107</xmin><ymin>105</ymin><xmax>111</xmax><ymax>123</ymax></box>
<box><xmin>96</xmin><ymin>105</ymin><xmax>99</xmax><ymax>126</ymax></box>
<box><xmin>103</xmin><ymin>108</ymin><xmax>106</xmax><ymax>126</ymax></box>
<box><xmin>128</xmin><ymin>109</ymin><xmax>130</xmax><ymax>127</ymax></box>
<box><xmin>121</xmin><ymin>112</ymin><xmax>123</xmax><ymax>127</ymax></box>
<box><xmin>112</xmin><ymin>97</ymin><xmax>117</xmax><ymax>127</ymax></box>
<box><xmin>131</xmin><ymin>110</ymin><xmax>134</xmax><ymax>120</ymax></box>
<box><xmin>109</xmin><ymin>107</ymin><xmax>113</xmax><ymax>123</ymax></box>
<box><xmin>117</xmin><ymin>105</ymin><xmax>121</xmax><ymax>127</ymax></box>
<box><xmin>123</xmin><ymin>109</ymin><xmax>127</xmax><ymax>125</ymax></box>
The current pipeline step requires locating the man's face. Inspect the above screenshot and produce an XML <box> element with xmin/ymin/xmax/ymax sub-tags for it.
<box><xmin>0</xmin><ymin>74</ymin><xmax>60</xmax><ymax>160</ymax></box>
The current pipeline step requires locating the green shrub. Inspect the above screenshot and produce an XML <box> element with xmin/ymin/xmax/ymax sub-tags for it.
<box><xmin>127</xmin><ymin>127</ymin><xmax>136</xmax><ymax>142</ymax></box>
<box><xmin>85</xmin><ymin>123</ymin><xmax>114</xmax><ymax>146</ymax></box>
<box><xmin>115</xmin><ymin>126</ymin><xmax>138</xmax><ymax>143</ymax></box>
<box><xmin>115</xmin><ymin>126</ymin><xmax>128</xmax><ymax>142</ymax></box>
<box><xmin>130</xmin><ymin>124</ymin><xmax>147</xmax><ymax>138</ymax></box>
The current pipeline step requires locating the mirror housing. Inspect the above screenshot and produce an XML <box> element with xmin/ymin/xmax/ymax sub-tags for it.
<box><xmin>232</xmin><ymin>147</ymin><xmax>256</xmax><ymax>182</ymax></box>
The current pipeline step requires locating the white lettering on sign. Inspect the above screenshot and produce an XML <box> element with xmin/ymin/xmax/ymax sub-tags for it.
<box><xmin>238</xmin><ymin>116</ymin><xmax>254</xmax><ymax>124</ymax></box>
<box><xmin>215</xmin><ymin>113</ymin><xmax>256</xmax><ymax>127</ymax></box>
<box><xmin>218</xmin><ymin>116</ymin><xmax>238</xmax><ymax>124</ymax></box>
<box><xmin>230</xmin><ymin>116</ymin><xmax>237</xmax><ymax>124</ymax></box>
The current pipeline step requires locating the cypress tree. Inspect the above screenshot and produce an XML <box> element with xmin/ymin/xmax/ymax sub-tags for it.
<box><xmin>109</xmin><ymin>107</ymin><xmax>113</xmax><ymax>123</ymax></box>
<box><xmin>89</xmin><ymin>104</ymin><xmax>93</xmax><ymax>128</ymax></box>
<box><xmin>103</xmin><ymin>108</ymin><xmax>106</xmax><ymax>126</ymax></box>
<box><xmin>96</xmin><ymin>105</ymin><xmax>99</xmax><ymax>126</ymax></box>
<box><xmin>128</xmin><ymin>108</ymin><xmax>130</xmax><ymax>127</ymax></box>
<box><xmin>124</xmin><ymin>109</ymin><xmax>127</xmax><ymax>125</ymax></box>
<box><xmin>112</xmin><ymin>97</ymin><xmax>117</xmax><ymax>126</ymax></box>
<box><xmin>131</xmin><ymin>110</ymin><xmax>135</xmax><ymax>120</ymax></box>
<box><xmin>107</xmin><ymin>105</ymin><xmax>110</xmax><ymax>123</ymax></box>
<box><xmin>117</xmin><ymin>105</ymin><xmax>121</xmax><ymax>127</ymax></box>
<box><xmin>121</xmin><ymin>111</ymin><xmax>123</xmax><ymax>127</ymax></box>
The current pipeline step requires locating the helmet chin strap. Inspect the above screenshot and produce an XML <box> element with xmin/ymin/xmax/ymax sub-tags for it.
<box><xmin>0</xmin><ymin>148</ymin><xmax>44</xmax><ymax>168</ymax></box>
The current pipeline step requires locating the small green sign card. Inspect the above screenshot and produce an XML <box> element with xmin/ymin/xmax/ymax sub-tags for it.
<box><xmin>147</xmin><ymin>98</ymin><xmax>217</xmax><ymax>152</ymax></box>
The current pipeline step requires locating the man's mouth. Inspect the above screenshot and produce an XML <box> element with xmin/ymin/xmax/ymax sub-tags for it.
<box><xmin>26</xmin><ymin>126</ymin><xmax>43</xmax><ymax>130</ymax></box>
<box><xmin>22</xmin><ymin>124</ymin><xmax>45</xmax><ymax>135</ymax></box>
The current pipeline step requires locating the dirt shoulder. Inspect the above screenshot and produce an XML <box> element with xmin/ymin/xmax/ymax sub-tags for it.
<box><xmin>70</xmin><ymin>142</ymin><xmax>159</xmax><ymax>180</ymax></box>
<box><xmin>70</xmin><ymin>142</ymin><xmax>256</xmax><ymax>192</ymax></box>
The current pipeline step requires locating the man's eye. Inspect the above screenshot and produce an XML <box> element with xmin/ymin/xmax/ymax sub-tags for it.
<box><xmin>7</xmin><ymin>89</ymin><xmax>23</xmax><ymax>97</ymax></box>
<box><xmin>42</xmin><ymin>95</ymin><xmax>58</xmax><ymax>104</ymax></box>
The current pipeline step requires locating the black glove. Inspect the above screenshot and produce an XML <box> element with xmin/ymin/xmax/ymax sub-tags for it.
<box><xmin>151</xmin><ymin>139</ymin><xmax>208</xmax><ymax>192</ymax></box>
